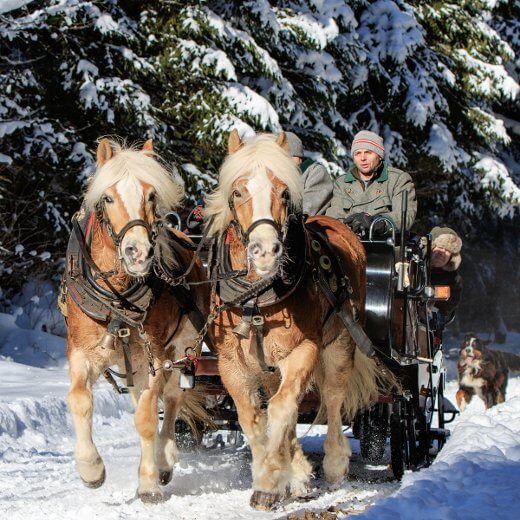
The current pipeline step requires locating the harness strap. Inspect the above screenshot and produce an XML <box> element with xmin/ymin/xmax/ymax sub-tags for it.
<box><xmin>121</xmin><ymin>335</ymin><xmax>134</xmax><ymax>387</ymax></box>
<box><xmin>252</xmin><ymin>313</ymin><xmax>272</xmax><ymax>372</ymax></box>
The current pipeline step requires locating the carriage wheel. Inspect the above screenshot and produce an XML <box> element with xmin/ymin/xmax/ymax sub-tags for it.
<box><xmin>390</xmin><ymin>411</ymin><xmax>405</xmax><ymax>480</ymax></box>
<box><xmin>436</xmin><ymin>373</ymin><xmax>446</xmax><ymax>451</ymax></box>
<box><xmin>359</xmin><ymin>404</ymin><xmax>389</xmax><ymax>463</ymax></box>
<box><xmin>175</xmin><ymin>419</ymin><xmax>201</xmax><ymax>452</ymax></box>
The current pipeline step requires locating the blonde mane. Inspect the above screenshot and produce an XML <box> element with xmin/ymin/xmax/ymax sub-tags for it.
<box><xmin>204</xmin><ymin>133</ymin><xmax>303</xmax><ymax>236</ymax></box>
<box><xmin>84</xmin><ymin>140</ymin><xmax>184</xmax><ymax>211</ymax></box>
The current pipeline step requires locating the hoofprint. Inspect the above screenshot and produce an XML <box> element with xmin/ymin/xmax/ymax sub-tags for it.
<box><xmin>64</xmin><ymin>139</ymin><xmax>208</xmax><ymax>503</ymax></box>
<box><xmin>204</xmin><ymin>131</ymin><xmax>391</xmax><ymax>510</ymax></box>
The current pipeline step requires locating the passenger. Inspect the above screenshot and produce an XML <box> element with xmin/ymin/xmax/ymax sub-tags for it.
<box><xmin>284</xmin><ymin>132</ymin><xmax>333</xmax><ymax>216</ymax></box>
<box><xmin>326</xmin><ymin>130</ymin><xmax>417</xmax><ymax>235</ymax></box>
<box><xmin>429</xmin><ymin>226</ymin><xmax>463</xmax><ymax>326</ymax></box>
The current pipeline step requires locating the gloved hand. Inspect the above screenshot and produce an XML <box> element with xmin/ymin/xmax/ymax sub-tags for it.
<box><xmin>343</xmin><ymin>212</ymin><xmax>372</xmax><ymax>233</ymax></box>
<box><xmin>343</xmin><ymin>213</ymin><xmax>387</xmax><ymax>235</ymax></box>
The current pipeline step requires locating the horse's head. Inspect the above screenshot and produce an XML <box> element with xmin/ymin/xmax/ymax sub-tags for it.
<box><xmin>206</xmin><ymin>131</ymin><xmax>303</xmax><ymax>278</ymax></box>
<box><xmin>84</xmin><ymin>138</ymin><xmax>183</xmax><ymax>277</ymax></box>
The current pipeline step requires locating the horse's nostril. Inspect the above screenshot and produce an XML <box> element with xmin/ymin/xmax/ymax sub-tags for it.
<box><xmin>125</xmin><ymin>245</ymin><xmax>137</xmax><ymax>258</ymax></box>
<box><xmin>248</xmin><ymin>242</ymin><xmax>261</xmax><ymax>256</ymax></box>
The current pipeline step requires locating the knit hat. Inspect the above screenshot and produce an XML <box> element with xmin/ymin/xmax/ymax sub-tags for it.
<box><xmin>351</xmin><ymin>130</ymin><xmax>385</xmax><ymax>159</ymax></box>
<box><xmin>285</xmin><ymin>132</ymin><xmax>304</xmax><ymax>158</ymax></box>
<box><xmin>431</xmin><ymin>226</ymin><xmax>462</xmax><ymax>271</ymax></box>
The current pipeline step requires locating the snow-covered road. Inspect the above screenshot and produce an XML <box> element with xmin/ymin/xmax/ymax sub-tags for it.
<box><xmin>1</xmin><ymin>317</ymin><xmax>519</xmax><ymax>519</ymax></box>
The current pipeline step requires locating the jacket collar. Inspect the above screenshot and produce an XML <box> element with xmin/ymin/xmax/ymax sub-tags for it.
<box><xmin>343</xmin><ymin>161</ymin><xmax>388</xmax><ymax>183</ymax></box>
<box><xmin>300</xmin><ymin>157</ymin><xmax>314</xmax><ymax>174</ymax></box>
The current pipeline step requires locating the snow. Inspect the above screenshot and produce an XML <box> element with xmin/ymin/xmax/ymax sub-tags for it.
<box><xmin>475</xmin><ymin>154</ymin><xmax>520</xmax><ymax>217</ymax></box>
<box><xmin>425</xmin><ymin>123</ymin><xmax>471</xmax><ymax>171</ymax></box>
<box><xmin>0</xmin><ymin>0</ymin><xmax>33</xmax><ymax>15</ymax></box>
<box><xmin>1</xmin><ymin>308</ymin><xmax>520</xmax><ymax>518</ymax></box>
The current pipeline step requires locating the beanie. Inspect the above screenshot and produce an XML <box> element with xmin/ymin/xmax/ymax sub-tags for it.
<box><xmin>285</xmin><ymin>132</ymin><xmax>304</xmax><ymax>158</ymax></box>
<box><xmin>351</xmin><ymin>130</ymin><xmax>385</xmax><ymax>159</ymax></box>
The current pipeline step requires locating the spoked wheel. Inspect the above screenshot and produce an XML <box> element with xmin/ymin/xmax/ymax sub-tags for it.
<box><xmin>359</xmin><ymin>403</ymin><xmax>389</xmax><ymax>463</ymax></box>
<box><xmin>390</xmin><ymin>405</ymin><xmax>406</xmax><ymax>480</ymax></box>
<box><xmin>175</xmin><ymin>419</ymin><xmax>201</xmax><ymax>452</ymax></box>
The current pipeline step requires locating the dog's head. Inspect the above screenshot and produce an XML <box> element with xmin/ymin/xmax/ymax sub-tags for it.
<box><xmin>459</xmin><ymin>335</ymin><xmax>489</xmax><ymax>369</ymax></box>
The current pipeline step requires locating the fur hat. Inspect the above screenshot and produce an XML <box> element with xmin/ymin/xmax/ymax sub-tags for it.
<box><xmin>431</xmin><ymin>226</ymin><xmax>462</xmax><ymax>271</ymax></box>
<box><xmin>285</xmin><ymin>132</ymin><xmax>304</xmax><ymax>158</ymax></box>
<box><xmin>351</xmin><ymin>130</ymin><xmax>385</xmax><ymax>159</ymax></box>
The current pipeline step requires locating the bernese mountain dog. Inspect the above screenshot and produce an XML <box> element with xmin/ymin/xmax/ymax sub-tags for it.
<box><xmin>456</xmin><ymin>334</ymin><xmax>520</xmax><ymax>411</ymax></box>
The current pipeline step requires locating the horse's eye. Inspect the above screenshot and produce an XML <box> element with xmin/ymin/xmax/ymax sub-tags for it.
<box><xmin>281</xmin><ymin>189</ymin><xmax>290</xmax><ymax>204</ymax></box>
<box><xmin>103</xmin><ymin>194</ymin><xmax>114</xmax><ymax>204</ymax></box>
<box><xmin>233</xmin><ymin>189</ymin><xmax>242</xmax><ymax>198</ymax></box>
<box><xmin>148</xmin><ymin>191</ymin><xmax>156</xmax><ymax>203</ymax></box>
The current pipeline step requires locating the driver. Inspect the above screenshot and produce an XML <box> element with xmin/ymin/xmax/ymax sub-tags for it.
<box><xmin>326</xmin><ymin>130</ymin><xmax>417</xmax><ymax>235</ymax></box>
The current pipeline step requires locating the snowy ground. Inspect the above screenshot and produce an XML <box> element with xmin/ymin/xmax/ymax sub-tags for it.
<box><xmin>1</xmin><ymin>313</ymin><xmax>519</xmax><ymax>519</ymax></box>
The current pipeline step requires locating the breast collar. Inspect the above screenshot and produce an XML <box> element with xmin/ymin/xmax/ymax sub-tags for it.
<box><xmin>64</xmin><ymin>209</ymin><xmax>164</xmax><ymax>327</ymax></box>
<box><xmin>214</xmin><ymin>214</ymin><xmax>309</xmax><ymax>309</ymax></box>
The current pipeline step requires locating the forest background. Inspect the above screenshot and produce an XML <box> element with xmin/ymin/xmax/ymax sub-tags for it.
<box><xmin>0</xmin><ymin>0</ymin><xmax>518</xmax><ymax>341</ymax></box>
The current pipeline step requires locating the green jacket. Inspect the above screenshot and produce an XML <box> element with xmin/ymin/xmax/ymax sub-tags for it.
<box><xmin>325</xmin><ymin>162</ymin><xmax>417</xmax><ymax>231</ymax></box>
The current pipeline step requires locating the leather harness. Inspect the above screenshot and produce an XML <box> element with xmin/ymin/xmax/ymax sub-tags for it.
<box><xmin>60</xmin><ymin>207</ymin><xmax>210</xmax><ymax>391</ymax></box>
<box><xmin>208</xmin><ymin>212</ymin><xmax>382</xmax><ymax>372</ymax></box>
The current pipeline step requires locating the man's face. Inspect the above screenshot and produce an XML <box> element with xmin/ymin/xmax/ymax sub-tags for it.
<box><xmin>353</xmin><ymin>149</ymin><xmax>382</xmax><ymax>177</ymax></box>
<box><xmin>431</xmin><ymin>246</ymin><xmax>452</xmax><ymax>268</ymax></box>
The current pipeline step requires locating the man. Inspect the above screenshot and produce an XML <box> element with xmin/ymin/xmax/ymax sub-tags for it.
<box><xmin>326</xmin><ymin>130</ymin><xmax>417</xmax><ymax>235</ymax></box>
<box><xmin>285</xmin><ymin>132</ymin><xmax>333</xmax><ymax>216</ymax></box>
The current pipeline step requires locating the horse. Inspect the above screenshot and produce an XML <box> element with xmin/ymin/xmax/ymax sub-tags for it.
<box><xmin>204</xmin><ymin>131</ymin><xmax>388</xmax><ymax>510</ymax></box>
<box><xmin>64</xmin><ymin>138</ymin><xmax>208</xmax><ymax>502</ymax></box>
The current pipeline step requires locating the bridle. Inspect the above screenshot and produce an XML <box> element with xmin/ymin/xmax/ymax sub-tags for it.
<box><xmin>95</xmin><ymin>198</ymin><xmax>160</xmax><ymax>258</ymax></box>
<box><xmin>227</xmin><ymin>190</ymin><xmax>292</xmax><ymax>247</ymax></box>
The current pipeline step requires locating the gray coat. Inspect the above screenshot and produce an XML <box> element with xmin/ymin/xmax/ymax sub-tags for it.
<box><xmin>325</xmin><ymin>162</ymin><xmax>417</xmax><ymax>231</ymax></box>
<box><xmin>300</xmin><ymin>159</ymin><xmax>333</xmax><ymax>216</ymax></box>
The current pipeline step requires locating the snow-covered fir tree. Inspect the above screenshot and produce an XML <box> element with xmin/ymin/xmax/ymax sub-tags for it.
<box><xmin>1</xmin><ymin>0</ymin><xmax>518</xmax><ymax>333</ymax></box>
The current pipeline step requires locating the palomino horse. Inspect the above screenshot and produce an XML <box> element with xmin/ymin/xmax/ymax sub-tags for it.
<box><xmin>204</xmin><ymin>131</ymin><xmax>386</xmax><ymax>509</ymax></box>
<box><xmin>64</xmin><ymin>138</ymin><xmax>207</xmax><ymax>502</ymax></box>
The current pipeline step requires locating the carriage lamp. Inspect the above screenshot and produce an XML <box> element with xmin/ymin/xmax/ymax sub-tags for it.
<box><xmin>424</xmin><ymin>285</ymin><xmax>450</xmax><ymax>300</ymax></box>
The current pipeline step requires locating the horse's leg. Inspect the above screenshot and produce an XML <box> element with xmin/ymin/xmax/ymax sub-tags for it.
<box><xmin>156</xmin><ymin>372</ymin><xmax>183</xmax><ymax>486</ymax></box>
<box><xmin>218</xmin><ymin>356</ymin><xmax>267</xmax><ymax>489</ymax></box>
<box><xmin>67</xmin><ymin>348</ymin><xmax>105</xmax><ymax>488</ymax></box>
<box><xmin>133</xmin><ymin>366</ymin><xmax>164</xmax><ymax>502</ymax></box>
<box><xmin>251</xmin><ymin>339</ymin><xmax>318</xmax><ymax>510</ymax></box>
<box><xmin>320</xmin><ymin>338</ymin><xmax>354</xmax><ymax>484</ymax></box>
<box><xmin>288</xmin><ymin>426</ymin><xmax>313</xmax><ymax>497</ymax></box>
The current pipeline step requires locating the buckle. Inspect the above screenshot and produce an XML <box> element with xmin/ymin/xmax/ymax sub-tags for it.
<box><xmin>118</xmin><ymin>327</ymin><xmax>131</xmax><ymax>338</ymax></box>
<box><xmin>252</xmin><ymin>315</ymin><xmax>264</xmax><ymax>326</ymax></box>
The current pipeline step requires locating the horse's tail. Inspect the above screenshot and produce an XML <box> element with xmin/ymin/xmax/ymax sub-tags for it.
<box><xmin>178</xmin><ymin>388</ymin><xmax>215</xmax><ymax>438</ymax></box>
<box><xmin>314</xmin><ymin>347</ymin><xmax>398</xmax><ymax>424</ymax></box>
<box><xmin>340</xmin><ymin>349</ymin><xmax>398</xmax><ymax>420</ymax></box>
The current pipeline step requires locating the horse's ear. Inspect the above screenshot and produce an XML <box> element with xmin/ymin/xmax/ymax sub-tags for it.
<box><xmin>275</xmin><ymin>131</ymin><xmax>289</xmax><ymax>151</ymax></box>
<box><xmin>97</xmin><ymin>139</ymin><xmax>113</xmax><ymax>166</ymax></box>
<box><xmin>228</xmin><ymin>129</ymin><xmax>243</xmax><ymax>155</ymax></box>
<box><xmin>142</xmin><ymin>139</ymin><xmax>154</xmax><ymax>155</ymax></box>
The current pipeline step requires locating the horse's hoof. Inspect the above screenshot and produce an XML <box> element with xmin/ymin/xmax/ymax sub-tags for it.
<box><xmin>290</xmin><ymin>481</ymin><xmax>312</xmax><ymax>498</ymax></box>
<box><xmin>250</xmin><ymin>490</ymin><xmax>283</xmax><ymax>510</ymax></box>
<box><xmin>159</xmin><ymin>470</ymin><xmax>172</xmax><ymax>486</ymax></box>
<box><xmin>138</xmin><ymin>490</ymin><xmax>164</xmax><ymax>504</ymax></box>
<box><xmin>81</xmin><ymin>468</ymin><xmax>106</xmax><ymax>489</ymax></box>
